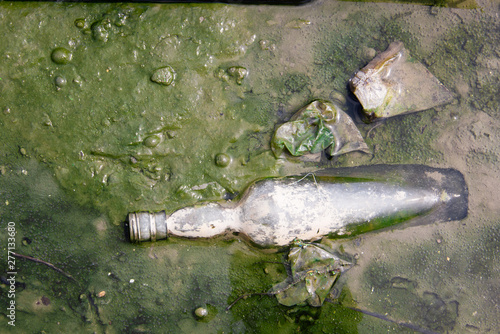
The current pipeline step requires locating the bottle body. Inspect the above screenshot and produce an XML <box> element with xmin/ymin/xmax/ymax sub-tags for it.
<box><xmin>128</xmin><ymin>164</ymin><xmax>468</xmax><ymax>246</ymax></box>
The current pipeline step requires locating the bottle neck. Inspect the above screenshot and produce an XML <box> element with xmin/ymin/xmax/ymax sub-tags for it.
<box><xmin>167</xmin><ymin>203</ymin><xmax>243</xmax><ymax>239</ymax></box>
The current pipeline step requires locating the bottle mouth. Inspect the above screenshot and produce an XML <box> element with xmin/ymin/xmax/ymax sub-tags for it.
<box><xmin>128</xmin><ymin>211</ymin><xmax>163</xmax><ymax>242</ymax></box>
<box><xmin>128</xmin><ymin>212</ymin><xmax>140</xmax><ymax>242</ymax></box>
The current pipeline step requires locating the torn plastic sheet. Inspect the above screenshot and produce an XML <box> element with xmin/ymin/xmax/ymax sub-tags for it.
<box><xmin>271</xmin><ymin>100</ymin><xmax>370</xmax><ymax>159</ymax></box>
<box><xmin>349</xmin><ymin>41</ymin><xmax>454</xmax><ymax>122</ymax></box>
<box><xmin>271</xmin><ymin>240</ymin><xmax>352</xmax><ymax>307</ymax></box>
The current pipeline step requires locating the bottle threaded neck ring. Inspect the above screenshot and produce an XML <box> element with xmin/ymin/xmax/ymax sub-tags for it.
<box><xmin>128</xmin><ymin>211</ymin><xmax>167</xmax><ymax>243</ymax></box>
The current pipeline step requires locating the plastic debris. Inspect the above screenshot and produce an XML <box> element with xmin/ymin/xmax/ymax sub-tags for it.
<box><xmin>271</xmin><ymin>240</ymin><xmax>352</xmax><ymax>307</ymax></box>
<box><xmin>271</xmin><ymin>100</ymin><xmax>370</xmax><ymax>160</ymax></box>
<box><xmin>349</xmin><ymin>41</ymin><xmax>454</xmax><ymax>122</ymax></box>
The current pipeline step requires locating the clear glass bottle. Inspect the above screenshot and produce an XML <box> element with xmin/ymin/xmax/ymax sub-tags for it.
<box><xmin>128</xmin><ymin>164</ymin><xmax>467</xmax><ymax>247</ymax></box>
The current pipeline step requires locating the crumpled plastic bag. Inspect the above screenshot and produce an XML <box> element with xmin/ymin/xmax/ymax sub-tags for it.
<box><xmin>349</xmin><ymin>41</ymin><xmax>454</xmax><ymax>122</ymax></box>
<box><xmin>271</xmin><ymin>240</ymin><xmax>352</xmax><ymax>307</ymax></box>
<box><xmin>271</xmin><ymin>100</ymin><xmax>369</xmax><ymax>160</ymax></box>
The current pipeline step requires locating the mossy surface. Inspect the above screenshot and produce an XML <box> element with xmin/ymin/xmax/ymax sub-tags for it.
<box><xmin>425</xmin><ymin>20</ymin><xmax>500</xmax><ymax>118</ymax></box>
<box><xmin>366</xmin><ymin>111</ymin><xmax>444</xmax><ymax>164</ymax></box>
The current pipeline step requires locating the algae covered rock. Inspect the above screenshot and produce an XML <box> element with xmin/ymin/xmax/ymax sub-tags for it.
<box><xmin>227</xmin><ymin>66</ymin><xmax>248</xmax><ymax>85</ymax></box>
<box><xmin>151</xmin><ymin>65</ymin><xmax>176</xmax><ymax>86</ymax></box>
<box><xmin>271</xmin><ymin>100</ymin><xmax>370</xmax><ymax>159</ymax></box>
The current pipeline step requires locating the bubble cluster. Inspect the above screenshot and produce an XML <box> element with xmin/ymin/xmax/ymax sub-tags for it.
<box><xmin>91</xmin><ymin>19</ymin><xmax>111</xmax><ymax>43</ymax></box>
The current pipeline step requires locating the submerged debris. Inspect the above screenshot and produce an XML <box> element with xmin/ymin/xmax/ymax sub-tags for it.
<box><xmin>227</xmin><ymin>240</ymin><xmax>352</xmax><ymax>309</ymax></box>
<box><xmin>349</xmin><ymin>41</ymin><xmax>454</xmax><ymax>122</ymax></box>
<box><xmin>12</xmin><ymin>252</ymin><xmax>76</xmax><ymax>282</ymax></box>
<box><xmin>271</xmin><ymin>100</ymin><xmax>370</xmax><ymax>160</ymax></box>
<box><xmin>272</xmin><ymin>240</ymin><xmax>352</xmax><ymax>307</ymax></box>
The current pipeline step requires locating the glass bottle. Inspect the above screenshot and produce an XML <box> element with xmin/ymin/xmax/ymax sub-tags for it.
<box><xmin>128</xmin><ymin>164</ymin><xmax>467</xmax><ymax>247</ymax></box>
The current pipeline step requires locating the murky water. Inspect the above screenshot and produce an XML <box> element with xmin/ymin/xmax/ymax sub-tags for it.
<box><xmin>0</xmin><ymin>0</ymin><xmax>499</xmax><ymax>332</ymax></box>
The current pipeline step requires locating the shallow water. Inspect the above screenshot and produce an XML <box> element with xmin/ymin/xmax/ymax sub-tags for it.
<box><xmin>0</xmin><ymin>0</ymin><xmax>499</xmax><ymax>332</ymax></box>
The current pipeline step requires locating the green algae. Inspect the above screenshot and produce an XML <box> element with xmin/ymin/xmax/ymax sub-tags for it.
<box><xmin>365</xmin><ymin>111</ymin><xmax>444</xmax><ymax>164</ymax></box>
<box><xmin>228</xmin><ymin>250</ymin><xmax>362</xmax><ymax>333</ymax></box>
<box><xmin>425</xmin><ymin>20</ymin><xmax>500</xmax><ymax>118</ymax></box>
<box><xmin>0</xmin><ymin>153</ymin><xmax>363</xmax><ymax>332</ymax></box>
<box><xmin>313</xmin><ymin>11</ymin><xmax>417</xmax><ymax>95</ymax></box>
<box><xmin>0</xmin><ymin>1</ymin><xmax>498</xmax><ymax>333</ymax></box>
<box><xmin>0</xmin><ymin>2</ymin><xmax>283</xmax><ymax>224</ymax></box>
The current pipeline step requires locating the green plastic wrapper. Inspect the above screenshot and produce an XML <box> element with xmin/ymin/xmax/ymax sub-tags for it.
<box><xmin>272</xmin><ymin>240</ymin><xmax>352</xmax><ymax>307</ymax></box>
<box><xmin>271</xmin><ymin>100</ymin><xmax>369</xmax><ymax>159</ymax></box>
